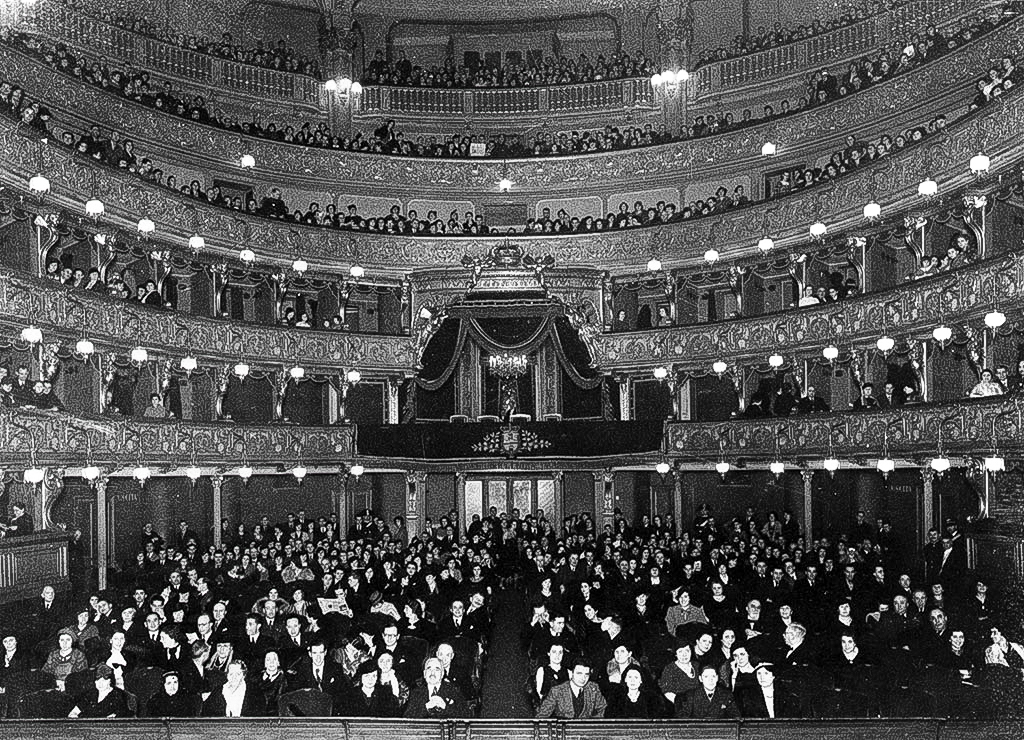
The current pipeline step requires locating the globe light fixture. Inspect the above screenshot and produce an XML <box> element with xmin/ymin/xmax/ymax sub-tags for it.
<box><xmin>240</xmin><ymin>154</ymin><xmax>256</xmax><ymax>169</ymax></box>
<box><xmin>85</xmin><ymin>198</ymin><xmax>104</xmax><ymax>218</ymax></box>
<box><xmin>24</xmin><ymin>467</ymin><xmax>45</xmax><ymax>485</ymax></box>
<box><xmin>137</xmin><ymin>217</ymin><xmax>155</xmax><ymax>234</ymax></box>
<box><xmin>130</xmin><ymin>347</ymin><xmax>149</xmax><ymax>365</ymax></box>
<box><xmin>29</xmin><ymin>174</ymin><xmax>50</xmax><ymax>194</ymax></box>
<box><xmin>237</xmin><ymin>465</ymin><xmax>253</xmax><ymax>480</ymax></box>
<box><xmin>712</xmin><ymin>360</ymin><xmax>728</xmax><ymax>376</ymax></box>
<box><xmin>338</xmin><ymin>77</ymin><xmax>352</xmax><ymax>92</ymax></box>
<box><xmin>498</xmin><ymin>178</ymin><xmax>513</xmax><ymax>192</ymax></box>
<box><xmin>809</xmin><ymin>221</ymin><xmax>828</xmax><ymax>239</ymax></box>
<box><xmin>350</xmin><ymin>82</ymin><xmax>363</xmax><ymax>95</ymax></box>
<box><xmin>984</xmin><ymin>456</ymin><xmax>1005</xmax><ymax>473</ymax></box>
<box><xmin>918</xmin><ymin>178</ymin><xmax>938</xmax><ymax>197</ymax></box>
<box><xmin>877</xmin><ymin>457</ymin><xmax>896</xmax><ymax>477</ymax></box>
<box><xmin>133</xmin><ymin>465</ymin><xmax>152</xmax><ymax>483</ymax></box>
<box><xmin>239</xmin><ymin>248</ymin><xmax>256</xmax><ymax>264</ymax></box>
<box><xmin>233</xmin><ymin>362</ymin><xmax>251</xmax><ymax>379</ymax></box>
<box><xmin>292</xmin><ymin>465</ymin><xmax>308</xmax><ymax>481</ymax></box>
<box><xmin>876</xmin><ymin>335</ymin><xmax>895</xmax><ymax>353</ymax></box>
<box><xmin>75</xmin><ymin>338</ymin><xmax>95</xmax><ymax>356</ymax></box>
<box><xmin>761</xmin><ymin>142</ymin><xmax>777</xmax><ymax>157</ymax></box>
<box><xmin>20</xmin><ymin>325</ymin><xmax>43</xmax><ymax>344</ymax></box>
<box><xmin>863</xmin><ymin>202</ymin><xmax>881</xmax><ymax>221</ymax></box>
<box><xmin>292</xmin><ymin>258</ymin><xmax>309</xmax><ymax>274</ymax></box>
<box><xmin>970</xmin><ymin>153</ymin><xmax>991</xmax><ymax>174</ymax></box>
<box><xmin>653</xmin><ymin>366</ymin><xmax>669</xmax><ymax>380</ymax></box>
<box><xmin>769</xmin><ymin>461</ymin><xmax>786</xmax><ymax>477</ymax></box>
<box><xmin>81</xmin><ymin>465</ymin><xmax>100</xmax><ymax>482</ymax></box>
<box><xmin>703</xmin><ymin>248</ymin><xmax>720</xmax><ymax>264</ymax></box>
<box><xmin>647</xmin><ymin>257</ymin><xmax>662</xmax><ymax>272</ymax></box>
<box><xmin>932</xmin><ymin>325</ymin><xmax>953</xmax><ymax>345</ymax></box>
<box><xmin>768</xmin><ymin>354</ymin><xmax>784</xmax><ymax>369</ymax></box>
<box><xmin>822</xmin><ymin>345</ymin><xmax>840</xmax><ymax>362</ymax></box>
<box><xmin>650</xmin><ymin>73</ymin><xmax>663</xmax><ymax>87</ymax></box>
<box><xmin>757</xmin><ymin>237</ymin><xmax>774</xmax><ymax>253</ymax></box>
<box><xmin>985</xmin><ymin>310</ymin><xmax>1007</xmax><ymax>329</ymax></box>
<box><xmin>179</xmin><ymin>355</ymin><xmax>198</xmax><ymax>374</ymax></box>
<box><xmin>715</xmin><ymin>461</ymin><xmax>730</xmax><ymax>478</ymax></box>
<box><xmin>349</xmin><ymin>464</ymin><xmax>365</xmax><ymax>478</ymax></box>
<box><xmin>185</xmin><ymin>466</ymin><xmax>202</xmax><ymax>482</ymax></box>
<box><xmin>324</xmin><ymin>79</ymin><xmax>338</xmax><ymax>92</ymax></box>
<box><xmin>289</xmin><ymin>366</ymin><xmax>305</xmax><ymax>380</ymax></box>
<box><xmin>349</xmin><ymin>265</ymin><xmax>365</xmax><ymax>278</ymax></box>
<box><xmin>930</xmin><ymin>456</ymin><xmax>951</xmax><ymax>474</ymax></box>
<box><xmin>188</xmin><ymin>234</ymin><xmax>205</xmax><ymax>251</ymax></box>
<box><xmin>345</xmin><ymin>369</ymin><xmax>362</xmax><ymax>384</ymax></box>
<box><xmin>655</xmin><ymin>461</ymin><xmax>671</xmax><ymax>476</ymax></box>
<box><xmin>823</xmin><ymin>457</ymin><xmax>841</xmax><ymax>475</ymax></box>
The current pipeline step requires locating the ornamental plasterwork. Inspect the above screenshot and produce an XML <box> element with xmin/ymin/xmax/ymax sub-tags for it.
<box><xmin>593</xmin><ymin>251</ymin><xmax>1024</xmax><ymax>369</ymax></box>
<box><xmin>0</xmin><ymin>89</ymin><xmax>1022</xmax><ymax>272</ymax></box>
<box><xmin>0</xmin><ymin>407</ymin><xmax>354</xmax><ymax>468</ymax></box>
<box><xmin>665</xmin><ymin>396</ymin><xmax>1022</xmax><ymax>461</ymax></box>
<box><xmin>0</xmin><ymin>15</ymin><xmax>1020</xmax><ymax>195</ymax></box>
<box><xmin>0</xmin><ymin>271</ymin><xmax>418</xmax><ymax>371</ymax></box>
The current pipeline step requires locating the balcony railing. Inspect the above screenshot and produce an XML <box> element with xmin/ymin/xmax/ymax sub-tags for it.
<box><xmin>358</xmin><ymin>77</ymin><xmax>654</xmax><ymax>118</ymax></box>
<box><xmin>24</xmin><ymin>0</ymin><xmax>322</xmax><ymax>106</ymax></box>
<box><xmin>692</xmin><ymin>0</ymin><xmax>998</xmax><ymax>95</ymax></box>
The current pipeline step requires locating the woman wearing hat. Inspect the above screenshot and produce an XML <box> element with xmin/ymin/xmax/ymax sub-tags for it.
<box><xmin>68</xmin><ymin>664</ymin><xmax>130</xmax><ymax>717</ymax></box>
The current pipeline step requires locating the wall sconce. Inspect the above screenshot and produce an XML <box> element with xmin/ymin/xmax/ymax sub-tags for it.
<box><xmin>85</xmin><ymin>198</ymin><xmax>104</xmax><ymax>219</ymax></box>
<box><xmin>822</xmin><ymin>345</ymin><xmax>839</xmax><ymax>363</ymax></box>
<box><xmin>179</xmin><ymin>355</ymin><xmax>198</xmax><ymax>376</ymax></box>
<box><xmin>130</xmin><ymin>347</ymin><xmax>150</xmax><ymax>366</ymax></box>
<box><xmin>133</xmin><ymin>465</ymin><xmax>152</xmax><ymax>486</ymax></box>
<box><xmin>184</xmin><ymin>466</ymin><xmax>202</xmax><ymax>484</ymax></box>
<box><xmin>28</xmin><ymin>173</ymin><xmax>50</xmax><ymax>195</ymax></box>
<box><xmin>349</xmin><ymin>265</ymin><xmax>365</xmax><ymax>279</ymax></box>
<box><xmin>349</xmin><ymin>463</ymin><xmax>365</xmax><ymax>478</ymax></box>
<box><xmin>715</xmin><ymin>460</ymin><xmax>730</xmax><ymax>479</ymax></box>
<box><xmin>757</xmin><ymin>237</ymin><xmax>774</xmax><ymax>253</ymax></box>
<box><xmin>21</xmin><ymin>325</ymin><xmax>43</xmax><ymax>345</ymax></box>
<box><xmin>876</xmin><ymin>335</ymin><xmax>895</xmax><ymax>354</ymax></box>
<box><xmin>292</xmin><ymin>258</ymin><xmax>309</xmax><ymax>275</ymax></box>
<box><xmin>760</xmin><ymin>141</ymin><xmax>777</xmax><ymax>157</ymax></box>
<box><xmin>189</xmin><ymin>234</ymin><xmax>205</xmax><ymax>253</ymax></box>
<box><xmin>74</xmin><ymin>338</ymin><xmax>95</xmax><ymax>361</ymax></box>
<box><xmin>233</xmin><ymin>362</ymin><xmax>251</xmax><ymax>379</ymax></box>
<box><xmin>918</xmin><ymin>178</ymin><xmax>938</xmax><ymax>198</ymax></box>
<box><xmin>930</xmin><ymin>456</ymin><xmax>950</xmax><ymax>476</ymax></box>
<box><xmin>239</xmin><ymin>248</ymin><xmax>256</xmax><ymax>264</ymax></box>
<box><xmin>647</xmin><ymin>257</ymin><xmax>662</xmax><ymax>272</ymax></box>
<box><xmin>655</xmin><ymin>461</ymin><xmax>671</xmax><ymax>477</ymax></box>
<box><xmin>969</xmin><ymin>153</ymin><xmax>991</xmax><ymax>175</ymax></box>
<box><xmin>237</xmin><ymin>465</ymin><xmax>254</xmax><ymax>483</ymax></box>
<box><xmin>876</xmin><ymin>457</ymin><xmax>895</xmax><ymax>478</ymax></box>
<box><xmin>81</xmin><ymin>464</ymin><xmax>101</xmax><ymax>483</ymax></box>
<box><xmin>769</xmin><ymin>460</ymin><xmax>786</xmax><ymax>478</ymax></box>
<box><xmin>767</xmin><ymin>354</ymin><xmax>785</xmax><ymax>369</ymax></box>
<box><xmin>289</xmin><ymin>366</ymin><xmax>305</xmax><ymax>381</ymax></box>
<box><xmin>712</xmin><ymin>360</ymin><xmax>728</xmax><ymax>377</ymax></box>
<box><xmin>240</xmin><ymin>154</ymin><xmax>256</xmax><ymax>169</ymax></box>
<box><xmin>984</xmin><ymin>310</ymin><xmax>1006</xmax><ymax>330</ymax></box>
<box><xmin>137</xmin><ymin>217</ymin><xmax>156</xmax><ymax>236</ymax></box>
<box><xmin>984</xmin><ymin>455</ymin><xmax>1005</xmax><ymax>473</ymax></box>
<box><xmin>292</xmin><ymin>465</ymin><xmax>308</xmax><ymax>482</ymax></box>
<box><xmin>703</xmin><ymin>249</ymin><xmax>720</xmax><ymax>264</ymax></box>
<box><xmin>653</xmin><ymin>366</ymin><xmax>669</xmax><ymax>380</ymax></box>
<box><xmin>863</xmin><ymin>202</ymin><xmax>881</xmax><ymax>221</ymax></box>
<box><xmin>809</xmin><ymin>222</ymin><xmax>828</xmax><ymax>240</ymax></box>
<box><xmin>932</xmin><ymin>324</ymin><xmax>953</xmax><ymax>348</ymax></box>
<box><xmin>23</xmin><ymin>466</ymin><xmax>45</xmax><ymax>486</ymax></box>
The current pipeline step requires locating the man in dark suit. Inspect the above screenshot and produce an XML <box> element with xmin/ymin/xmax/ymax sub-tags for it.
<box><xmin>288</xmin><ymin>641</ymin><xmax>345</xmax><ymax>699</ymax></box>
<box><xmin>779</xmin><ymin>623</ymin><xmax>817</xmax><ymax>667</ymax></box>
<box><xmin>234</xmin><ymin>615</ymin><xmax>274</xmax><ymax>668</ymax></box>
<box><xmin>404</xmin><ymin>657</ymin><xmax>471</xmax><ymax>718</ymax></box>
<box><xmin>676</xmin><ymin>665</ymin><xmax>741</xmax><ymax>718</ymax></box>
<box><xmin>738</xmin><ymin>663</ymin><xmax>799</xmax><ymax>718</ymax></box>
<box><xmin>535</xmin><ymin>659</ymin><xmax>606</xmax><ymax>718</ymax></box>
<box><xmin>436</xmin><ymin>599</ymin><xmax>479</xmax><ymax>643</ymax></box>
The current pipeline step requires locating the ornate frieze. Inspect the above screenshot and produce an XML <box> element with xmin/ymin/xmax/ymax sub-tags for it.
<box><xmin>0</xmin><ymin>406</ymin><xmax>354</xmax><ymax>468</ymax></box>
<box><xmin>0</xmin><ymin>14</ymin><xmax>1019</xmax><ymax>197</ymax></box>
<box><xmin>665</xmin><ymin>396</ymin><xmax>1023</xmax><ymax>461</ymax></box>
<box><xmin>593</xmin><ymin>250</ymin><xmax>1024</xmax><ymax>369</ymax></box>
<box><xmin>0</xmin><ymin>271</ymin><xmax>418</xmax><ymax>372</ymax></box>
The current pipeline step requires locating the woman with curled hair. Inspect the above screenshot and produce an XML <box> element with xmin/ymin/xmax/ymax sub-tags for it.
<box><xmin>202</xmin><ymin>659</ymin><xmax>260</xmax><ymax>716</ymax></box>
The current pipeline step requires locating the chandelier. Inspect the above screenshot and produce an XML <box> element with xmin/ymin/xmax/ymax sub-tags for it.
<box><xmin>488</xmin><ymin>353</ymin><xmax>529</xmax><ymax>378</ymax></box>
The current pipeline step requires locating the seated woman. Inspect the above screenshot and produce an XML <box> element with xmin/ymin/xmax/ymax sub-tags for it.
<box><xmin>65</xmin><ymin>607</ymin><xmax>101</xmax><ymax>652</ymax></box>
<box><xmin>376</xmin><ymin>650</ymin><xmax>410</xmax><ymax>709</ymax></box>
<box><xmin>42</xmin><ymin>628</ymin><xmax>88</xmax><ymax>690</ymax></box>
<box><xmin>252</xmin><ymin>651</ymin><xmax>287</xmax><ymax>716</ymax></box>
<box><xmin>68</xmin><ymin>664</ymin><xmax>130</xmax><ymax>718</ymax></box>
<box><xmin>658</xmin><ymin>639</ymin><xmax>699</xmax><ymax>704</ymax></box>
<box><xmin>145</xmin><ymin>670</ymin><xmax>197</xmax><ymax>717</ymax></box>
<box><xmin>202</xmin><ymin>660</ymin><xmax>261</xmax><ymax>717</ymax></box>
<box><xmin>534</xmin><ymin>641</ymin><xmax>569</xmax><ymax>706</ymax></box>
<box><xmin>605</xmin><ymin>665</ymin><xmax>668</xmax><ymax>719</ymax></box>
<box><xmin>338</xmin><ymin>660</ymin><xmax>399</xmax><ymax>717</ymax></box>
<box><xmin>98</xmin><ymin>630</ymin><xmax>135</xmax><ymax>688</ymax></box>
<box><xmin>969</xmin><ymin>368</ymin><xmax>1005</xmax><ymax>398</ymax></box>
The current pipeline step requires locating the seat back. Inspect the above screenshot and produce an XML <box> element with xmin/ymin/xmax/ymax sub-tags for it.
<box><xmin>17</xmin><ymin>688</ymin><xmax>73</xmax><ymax>719</ymax></box>
<box><xmin>125</xmin><ymin>666</ymin><xmax>167</xmax><ymax>713</ymax></box>
<box><xmin>277</xmin><ymin>687</ymin><xmax>334</xmax><ymax>717</ymax></box>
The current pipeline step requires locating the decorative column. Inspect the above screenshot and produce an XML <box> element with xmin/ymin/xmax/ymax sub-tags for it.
<box><xmin>552</xmin><ymin>471</ymin><xmax>564</xmax><ymax>532</ymax></box>
<box><xmin>94</xmin><ymin>476</ymin><xmax>109</xmax><ymax>590</ymax></box>
<box><xmin>672</xmin><ymin>470</ymin><xmax>684</xmax><ymax>533</ymax></box>
<box><xmin>615</xmin><ymin>374</ymin><xmax>631</xmax><ymax>421</ymax></box>
<box><xmin>211</xmin><ymin>475</ymin><xmax>223</xmax><ymax>548</ymax></box>
<box><xmin>406</xmin><ymin>471</ymin><xmax>427</xmax><ymax>535</ymax></box>
<box><xmin>387</xmin><ymin>377</ymin><xmax>400</xmax><ymax>424</ymax></box>
<box><xmin>594</xmin><ymin>470</ymin><xmax>615</xmax><ymax>528</ymax></box>
<box><xmin>455</xmin><ymin>472</ymin><xmax>467</xmax><ymax>543</ymax></box>
<box><xmin>334</xmin><ymin>472</ymin><xmax>350</xmax><ymax>537</ymax></box>
<box><xmin>921</xmin><ymin>468</ymin><xmax>936</xmax><ymax>544</ymax></box>
<box><xmin>801</xmin><ymin>470</ymin><xmax>814</xmax><ymax>541</ymax></box>
<box><xmin>39</xmin><ymin>467</ymin><xmax>65</xmax><ymax>531</ymax></box>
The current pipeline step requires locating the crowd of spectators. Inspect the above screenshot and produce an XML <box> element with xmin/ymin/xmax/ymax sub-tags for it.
<box><xmin>1</xmin><ymin>3</ymin><xmax>1008</xmax><ymax>167</ymax></box>
<box><xmin>969</xmin><ymin>56</ymin><xmax>1020</xmax><ymax>109</ymax></box>
<box><xmin>697</xmin><ymin>1</ymin><xmax>884</xmax><ymax>64</ymax></box>
<box><xmin>56</xmin><ymin>0</ymin><xmax>322</xmax><ymax>77</ymax></box>
<box><xmin>2</xmin><ymin>500</ymin><xmax>1019</xmax><ymax>721</ymax></box>
<box><xmin>0</xmin><ymin>364</ymin><xmax>62</xmax><ymax>411</ymax></box>
<box><xmin>0</xmin><ymin>508</ymin><xmax>495</xmax><ymax>718</ymax></box>
<box><xmin>362</xmin><ymin>49</ymin><xmax>652</xmax><ymax>89</ymax></box>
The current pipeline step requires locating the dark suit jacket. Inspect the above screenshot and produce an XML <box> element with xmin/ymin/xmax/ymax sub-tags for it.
<box><xmin>288</xmin><ymin>658</ymin><xmax>346</xmax><ymax>696</ymax></box>
<box><xmin>737</xmin><ymin>684</ymin><xmax>799</xmax><ymax>718</ymax></box>
<box><xmin>675</xmin><ymin>685</ymin><xmax>741</xmax><ymax>719</ymax></box>
<box><xmin>201</xmin><ymin>682</ymin><xmax>263</xmax><ymax>717</ymax></box>
<box><xmin>403</xmin><ymin>679</ymin><xmax>471</xmax><ymax>718</ymax></box>
<box><xmin>535</xmin><ymin>680</ymin><xmax>606</xmax><ymax>718</ymax></box>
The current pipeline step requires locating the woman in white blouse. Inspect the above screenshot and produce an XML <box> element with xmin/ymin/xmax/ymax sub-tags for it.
<box><xmin>202</xmin><ymin>660</ymin><xmax>260</xmax><ymax>717</ymax></box>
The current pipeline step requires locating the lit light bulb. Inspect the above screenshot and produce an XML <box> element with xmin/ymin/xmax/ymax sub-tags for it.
<box><xmin>237</xmin><ymin>466</ymin><xmax>253</xmax><ymax>480</ymax></box>
<box><xmin>350</xmin><ymin>82</ymin><xmax>362</xmax><ymax>95</ymax></box>
<box><xmin>324</xmin><ymin>79</ymin><xmax>338</xmax><ymax>92</ymax></box>
<box><xmin>238</xmin><ymin>248</ymin><xmax>256</xmax><ymax>264</ymax></box>
<box><xmin>970</xmin><ymin>153</ymin><xmax>991</xmax><ymax>174</ymax></box>
<box><xmin>179</xmin><ymin>356</ymin><xmax>197</xmax><ymax>373</ymax></box>
<box><xmin>918</xmin><ymin>178</ymin><xmax>938</xmax><ymax>197</ymax></box>
<box><xmin>349</xmin><ymin>265</ymin><xmax>365</xmax><ymax>278</ymax></box>
<box><xmin>289</xmin><ymin>366</ymin><xmax>305</xmax><ymax>380</ymax></box>
<box><xmin>292</xmin><ymin>465</ymin><xmax>308</xmax><ymax>481</ymax></box>
<box><xmin>769</xmin><ymin>461</ymin><xmax>786</xmax><ymax>476</ymax></box>
<box><xmin>349</xmin><ymin>464</ymin><xmax>365</xmax><ymax>478</ymax></box>
<box><xmin>757</xmin><ymin>237</ymin><xmax>774</xmax><ymax>252</ymax></box>
<box><xmin>863</xmin><ymin>202</ymin><xmax>881</xmax><ymax>221</ymax></box>
<box><xmin>809</xmin><ymin>222</ymin><xmax>828</xmax><ymax>239</ymax></box>
<box><xmin>189</xmin><ymin>234</ymin><xmax>205</xmax><ymax>251</ymax></box>
<box><xmin>655</xmin><ymin>462</ymin><xmax>671</xmax><ymax>476</ymax></box>
<box><xmin>21</xmin><ymin>326</ymin><xmax>43</xmax><ymax>344</ymax></box>
<box><xmin>130</xmin><ymin>347</ymin><xmax>149</xmax><ymax>364</ymax></box>
<box><xmin>133</xmin><ymin>466</ymin><xmax>151</xmax><ymax>482</ymax></box>
<box><xmin>768</xmin><ymin>354</ymin><xmax>784</xmax><ymax>369</ymax></box>
<box><xmin>29</xmin><ymin>174</ymin><xmax>50</xmax><ymax>193</ymax></box>
<box><xmin>876</xmin><ymin>335</ymin><xmax>895</xmax><ymax>353</ymax></box>
<box><xmin>240</xmin><ymin>154</ymin><xmax>256</xmax><ymax>169</ymax></box>
<box><xmin>346</xmin><ymin>369</ymin><xmax>362</xmax><ymax>384</ymax></box>
<box><xmin>185</xmin><ymin>466</ymin><xmax>202</xmax><ymax>482</ymax></box>
<box><xmin>715</xmin><ymin>461</ymin><xmax>730</xmax><ymax>477</ymax></box>
<box><xmin>877</xmin><ymin>457</ymin><xmax>895</xmax><ymax>476</ymax></box>
<box><xmin>498</xmin><ymin>178</ymin><xmax>513</xmax><ymax>192</ymax></box>
<box><xmin>137</xmin><ymin>217</ymin><xmax>155</xmax><ymax>234</ymax></box>
<box><xmin>338</xmin><ymin>77</ymin><xmax>352</xmax><ymax>92</ymax></box>
<box><xmin>647</xmin><ymin>258</ymin><xmax>662</xmax><ymax>272</ymax></box>
<box><xmin>24</xmin><ymin>467</ymin><xmax>45</xmax><ymax>484</ymax></box>
<box><xmin>703</xmin><ymin>248</ymin><xmax>720</xmax><ymax>264</ymax></box>
<box><xmin>76</xmin><ymin>338</ymin><xmax>95</xmax><ymax>356</ymax></box>
<box><xmin>930</xmin><ymin>456</ymin><xmax>950</xmax><ymax>473</ymax></box>
<box><xmin>984</xmin><ymin>456</ymin><xmax>1005</xmax><ymax>473</ymax></box>
<box><xmin>650</xmin><ymin>73</ymin><xmax>663</xmax><ymax>87</ymax></box>
<box><xmin>984</xmin><ymin>310</ymin><xmax>1006</xmax><ymax>329</ymax></box>
<box><xmin>233</xmin><ymin>362</ymin><xmax>250</xmax><ymax>379</ymax></box>
<box><xmin>932</xmin><ymin>325</ymin><xmax>953</xmax><ymax>344</ymax></box>
<box><xmin>823</xmin><ymin>458</ymin><xmax>840</xmax><ymax>474</ymax></box>
<box><xmin>85</xmin><ymin>198</ymin><xmax>104</xmax><ymax>218</ymax></box>
<box><xmin>81</xmin><ymin>465</ymin><xmax>100</xmax><ymax>482</ymax></box>
<box><xmin>653</xmin><ymin>366</ymin><xmax>669</xmax><ymax>380</ymax></box>
<box><xmin>712</xmin><ymin>360</ymin><xmax>728</xmax><ymax>375</ymax></box>
<box><xmin>822</xmin><ymin>345</ymin><xmax>839</xmax><ymax>361</ymax></box>
<box><xmin>761</xmin><ymin>142</ymin><xmax>777</xmax><ymax>157</ymax></box>
<box><xmin>292</xmin><ymin>258</ymin><xmax>309</xmax><ymax>274</ymax></box>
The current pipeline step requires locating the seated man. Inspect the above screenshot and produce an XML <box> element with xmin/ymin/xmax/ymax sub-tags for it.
<box><xmin>404</xmin><ymin>657</ymin><xmax>470</xmax><ymax>718</ymax></box>
<box><xmin>536</xmin><ymin>658</ymin><xmax>606</xmax><ymax>719</ymax></box>
<box><xmin>675</xmin><ymin>665</ymin><xmax>740</xmax><ymax>719</ymax></box>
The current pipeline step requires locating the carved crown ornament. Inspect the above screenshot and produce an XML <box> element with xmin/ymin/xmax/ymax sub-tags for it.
<box><xmin>5</xmin><ymin>7</ymin><xmax>1020</xmax><ymax>197</ymax></box>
